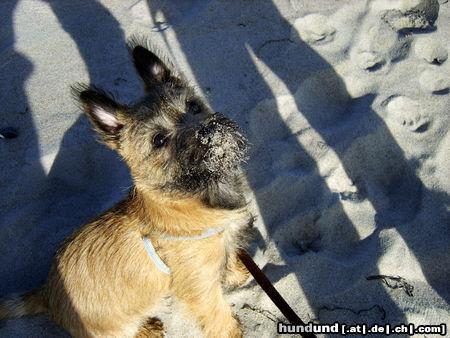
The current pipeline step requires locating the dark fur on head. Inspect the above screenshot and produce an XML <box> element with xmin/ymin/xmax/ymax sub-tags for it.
<box><xmin>72</xmin><ymin>38</ymin><xmax>249</xmax><ymax>210</ymax></box>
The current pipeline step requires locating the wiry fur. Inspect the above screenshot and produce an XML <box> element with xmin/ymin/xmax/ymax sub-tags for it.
<box><xmin>127</xmin><ymin>35</ymin><xmax>185</xmax><ymax>85</ymax></box>
<box><xmin>0</xmin><ymin>40</ymin><xmax>253</xmax><ymax>337</ymax></box>
<box><xmin>0</xmin><ymin>288</ymin><xmax>47</xmax><ymax>319</ymax></box>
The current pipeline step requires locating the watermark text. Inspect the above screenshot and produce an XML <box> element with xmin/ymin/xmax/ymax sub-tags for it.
<box><xmin>277</xmin><ymin>322</ymin><xmax>447</xmax><ymax>336</ymax></box>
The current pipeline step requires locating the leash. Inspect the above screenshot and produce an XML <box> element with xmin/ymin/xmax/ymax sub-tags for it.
<box><xmin>141</xmin><ymin>229</ymin><xmax>317</xmax><ymax>337</ymax></box>
<box><xmin>237</xmin><ymin>249</ymin><xmax>317</xmax><ymax>338</ymax></box>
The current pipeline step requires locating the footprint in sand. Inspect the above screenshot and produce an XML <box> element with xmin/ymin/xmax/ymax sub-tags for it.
<box><xmin>385</xmin><ymin>96</ymin><xmax>430</xmax><ymax>132</ymax></box>
<box><xmin>294</xmin><ymin>69</ymin><xmax>350</xmax><ymax>128</ymax></box>
<box><xmin>414</xmin><ymin>37</ymin><xmax>448</xmax><ymax>64</ymax></box>
<box><xmin>291</xmin><ymin>14</ymin><xmax>336</xmax><ymax>45</ymax></box>
<box><xmin>419</xmin><ymin>69</ymin><xmax>450</xmax><ymax>93</ymax></box>
<box><xmin>353</xmin><ymin>22</ymin><xmax>412</xmax><ymax>67</ymax></box>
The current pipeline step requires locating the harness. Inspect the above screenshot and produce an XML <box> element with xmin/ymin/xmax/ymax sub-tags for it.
<box><xmin>141</xmin><ymin>227</ymin><xmax>316</xmax><ymax>336</ymax></box>
<box><xmin>141</xmin><ymin>227</ymin><xmax>225</xmax><ymax>275</ymax></box>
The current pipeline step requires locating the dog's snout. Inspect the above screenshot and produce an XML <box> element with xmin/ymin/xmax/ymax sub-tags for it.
<box><xmin>196</xmin><ymin>113</ymin><xmax>223</xmax><ymax>138</ymax></box>
<box><xmin>210</xmin><ymin>112</ymin><xmax>227</xmax><ymax>123</ymax></box>
<box><xmin>204</xmin><ymin>119</ymin><xmax>219</xmax><ymax>134</ymax></box>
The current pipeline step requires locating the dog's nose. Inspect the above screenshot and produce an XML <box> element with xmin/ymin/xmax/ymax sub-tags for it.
<box><xmin>198</xmin><ymin>122</ymin><xmax>216</xmax><ymax>139</ymax></box>
<box><xmin>195</xmin><ymin>114</ymin><xmax>223</xmax><ymax>142</ymax></box>
<box><xmin>207</xmin><ymin>112</ymin><xmax>228</xmax><ymax>125</ymax></box>
<box><xmin>203</xmin><ymin>113</ymin><xmax>227</xmax><ymax>132</ymax></box>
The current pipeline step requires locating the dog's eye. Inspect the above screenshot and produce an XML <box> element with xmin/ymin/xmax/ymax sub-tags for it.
<box><xmin>187</xmin><ymin>101</ymin><xmax>201</xmax><ymax>115</ymax></box>
<box><xmin>152</xmin><ymin>133</ymin><xmax>167</xmax><ymax>148</ymax></box>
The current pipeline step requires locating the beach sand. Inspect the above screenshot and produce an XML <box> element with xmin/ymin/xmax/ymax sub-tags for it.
<box><xmin>0</xmin><ymin>0</ymin><xmax>448</xmax><ymax>336</ymax></box>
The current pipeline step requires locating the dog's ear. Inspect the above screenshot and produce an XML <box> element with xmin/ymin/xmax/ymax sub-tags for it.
<box><xmin>131</xmin><ymin>46</ymin><xmax>171</xmax><ymax>89</ymax></box>
<box><xmin>73</xmin><ymin>85</ymin><xmax>126</xmax><ymax>149</ymax></box>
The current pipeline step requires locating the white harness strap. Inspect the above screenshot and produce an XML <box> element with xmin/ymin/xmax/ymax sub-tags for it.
<box><xmin>142</xmin><ymin>227</ymin><xmax>225</xmax><ymax>275</ymax></box>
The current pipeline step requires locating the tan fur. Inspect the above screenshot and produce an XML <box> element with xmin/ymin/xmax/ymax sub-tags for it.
<box><xmin>0</xmin><ymin>188</ymin><xmax>250</xmax><ymax>337</ymax></box>
<box><xmin>134</xmin><ymin>317</ymin><xmax>164</xmax><ymax>338</ymax></box>
<box><xmin>1</xmin><ymin>42</ymin><xmax>252</xmax><ymax>337</ymax></box>
<box><xmin>222</xmin><ymin>253</ymin><xmax>251</xmax><ymax>288</ymax></box>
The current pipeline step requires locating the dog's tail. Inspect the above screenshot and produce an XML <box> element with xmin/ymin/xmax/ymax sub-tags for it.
<box><xmin>0</xmin><ymin>287</ymin><xmax>47</xmax><ymax>319</ymax></box>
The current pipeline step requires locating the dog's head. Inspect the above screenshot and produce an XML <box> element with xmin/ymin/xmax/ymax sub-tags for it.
<box><xmin>74</xmin><ymin>41</ymin><xmax>248</xmax><ymax>209</ymax></box>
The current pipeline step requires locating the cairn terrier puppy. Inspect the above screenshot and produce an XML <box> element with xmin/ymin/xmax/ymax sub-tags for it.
<box><xmin>0</xmin><ymin>40</ymin><xmax>252</xmax><ymax>337</ymax></box>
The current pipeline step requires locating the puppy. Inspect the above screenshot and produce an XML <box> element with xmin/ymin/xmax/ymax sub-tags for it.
<box><xmin>0</xmin><ymin>39</ymin><xmax>253</xmax><ymax>337</ymax></box>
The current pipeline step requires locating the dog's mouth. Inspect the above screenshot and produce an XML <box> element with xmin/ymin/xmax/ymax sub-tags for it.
<box><xmin>177</xmin><ymin>113</ymin><xmax>248</xmax><ymax>184</ymax></box>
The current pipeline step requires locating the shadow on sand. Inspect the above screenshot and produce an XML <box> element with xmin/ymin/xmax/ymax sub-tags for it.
<box><xmin>1</xmin><ymin>0</ymin><xmax>448</xmax><ymax>335</ymax></box>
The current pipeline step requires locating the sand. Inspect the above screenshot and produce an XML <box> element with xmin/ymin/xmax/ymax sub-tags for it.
<box><xmin>0</xmin><ymin>0</ymin><xmax>448</xmax><ymax>337</ymax></box>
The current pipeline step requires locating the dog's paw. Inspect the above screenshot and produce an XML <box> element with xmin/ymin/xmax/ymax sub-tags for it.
<box><xmin>223</xmin><ymin>257</ymin><xmax>251</xmax><ymax>289</ymax></box>
<box><xmin>228</xmin><ymin>316</ymin><xmax>244</xmax><ymax>338</ymax></box>
<box><xmin>135</xmin><ymin>317</ymin><xmax>164</xmax><ymax>338</ymax></box>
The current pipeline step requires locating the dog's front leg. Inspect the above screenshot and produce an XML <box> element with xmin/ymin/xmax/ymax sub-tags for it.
<box><xmin>169</xmin><ymin>243</ymin><xmax>243</xmax><ymax>338</ymax></box>
<box><xmin>222</xmin><ymin>251</ymin><xmax>250</xmax><ymax>288</ymax></box>
<box><xmin>173</xmin><ymin>277</ymin><xmax>242</xmax><ymax>338</ymax></box>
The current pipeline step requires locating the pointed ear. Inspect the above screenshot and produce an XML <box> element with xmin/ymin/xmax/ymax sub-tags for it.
<box><xmin>72</xmin><ymin>85</ymin><xmax>126</xmax><ymax>149</ymax></box>
<box><xmin>131</xmin><ymin>46</ymin><xmax>171</xmax><ymax>89</ymax></box>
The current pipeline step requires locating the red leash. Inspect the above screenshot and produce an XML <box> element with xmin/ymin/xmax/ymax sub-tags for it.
<box><xmin>237</xmin><ymin>249</ymin><xmax>317</xmax><ymax>338</ymax></box>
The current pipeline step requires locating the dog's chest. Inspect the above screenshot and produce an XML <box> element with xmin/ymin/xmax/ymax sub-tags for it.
<box><xmin>156</xmin><ymin>214</ymin><xmax>249</xmax><ymax>274</ymax></box>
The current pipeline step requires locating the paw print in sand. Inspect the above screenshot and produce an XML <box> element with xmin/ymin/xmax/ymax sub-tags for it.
<box><xmin>386</xmin><ymin>96</ymin><xmax>430</xmax><ymax>132</ymax></box>
<box><xmin>419</xmin><ymin>69</ymin><xmax>449</xmax><ymax>94</ymax></box>
<box><xmin>415</xmin><ymin>37</ymin><xmax>448</xmax><ymax>64</ymax></box>
<box><xmin>291</xmin><ymin>14</ymin><xmax>336</xmax><ymax>45</ymax></box>
<box><xmin>415</xmin><ymin>37</ymin><xmax>449</xmax><ymax>94</ymax></box>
